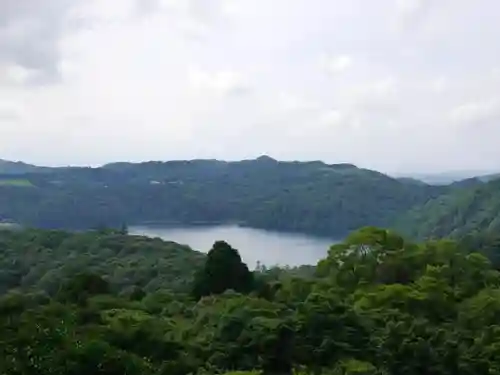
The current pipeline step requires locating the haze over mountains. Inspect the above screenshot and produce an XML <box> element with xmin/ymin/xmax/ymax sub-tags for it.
<box><xmin>0</xmin><ymin>159</ymin><xmax>53</xmax><ymax>175</ymax></box>
<box><xmin>393</xmin><ymin>170</ymin><xmax>500</xmax><ymax>185</ymax></box>
<box><xmin>2</xmin><ymin>157</ymin><xmax>498</xmax><ymax>184</ymax></box>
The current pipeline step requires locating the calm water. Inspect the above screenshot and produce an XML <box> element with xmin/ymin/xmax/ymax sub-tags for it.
<box><xmin>130</xmin><ymin>224</ymin><xmax>338</xmax><ymax>268</ymax></box>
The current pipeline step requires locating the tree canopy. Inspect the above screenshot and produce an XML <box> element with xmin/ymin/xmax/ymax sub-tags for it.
<box><xmin>192</xmin><ymin>240</ymin><xmax>254</xmax><ymax>299</ymax></box>
<box><xmin>0</xmin><ymin>157</ymin><xmax>447</xmax><ymax>237</ymax></box>
<box><xmin>1</xmin><ymin>226</ymin><xmax>500</xmax><ymax>374</ymax></box>
<box><xmin>395</xmin><ymin>178</ymin><xmax>500</xmax><ymax>240</ymax></box>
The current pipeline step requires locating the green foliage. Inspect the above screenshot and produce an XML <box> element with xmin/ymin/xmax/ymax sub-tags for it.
<box><xmin>1</xmin><ymin>227</ymin><xmax>500</xmax><ymax>374</ymax></box>
<box><xmin>395</xmin><ymin>178</ymin><xmax>500</xmax><ymax>240</ymax></box>
<box><xmin>0</xmin><ymin>179</ymin><xmax>34</xmax><ymax>187</ymax></box>
<box><xmin>0</xmin><ymin>159</ymin><xmax>51</xmax><ymax>175</ymax></box>
<box><xmin>0</xmin><ymin>158</ymin><xmax>445</xmax><ymax>237</ymax></box>
<box><xmin>192</xmin><ymin>241</ymin><xmax>254</xmax><ymax>299</ymax></box>
<box><xmin>0</xmin><ymin>229</ymin><xmax>205</xmax><ymax>295</ymax></box>
<box><xmin>459</xmin><ymin>231</ymin><xmax>500</xmax><ymax>268</ymax></box>
<box><xmin>56</xmin><ymin>272</ymin><xmax>110</xmax><ymax>304</ymax></box>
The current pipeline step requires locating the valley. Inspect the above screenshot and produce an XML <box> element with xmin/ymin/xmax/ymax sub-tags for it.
<box><xmin>0</xmin><ymin>156</ymin><xmax>450</xmax><ymax>238</ymax></box>
<box><xmin>1</xmin><ymin>157</ymin><xmax>500</xmax><ymax>374</ymax></box>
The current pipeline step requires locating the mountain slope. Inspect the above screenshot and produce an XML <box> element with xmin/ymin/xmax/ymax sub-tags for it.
<box><xmin>2</xmin><ymin>227</ymin><xmax>500</xmax><ymax>374</ymax></box>
<box><xmin>394</xmin><ymin>170</ymin><xmax>500</xmax><ymax>185</ymax></box>
<box><xmin>0</xmin><ymin>159</ymin><xmax>51</xmax><ymax>174</ymax></box>
<box><xmin>0</xmin><ymin>157</ymin><xmax>446</xmax><ymax>237</ymax></box>
<box><xmin>0</xmin><ymin>228</ymin><xmax>205</xmax><ymax>294</ymax></box>
<box><xmin>394</xmin><ymin>178</ymin><xmax>500</xmax><ymax>239</ymax></box>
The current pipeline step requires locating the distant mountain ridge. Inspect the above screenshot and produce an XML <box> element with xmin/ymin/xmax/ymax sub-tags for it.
<box><xmin>3</xmin><ymin>156</ymin><xmax>499</xmax><ymax>239</ymax></box>
<box><xmin>3</xmin><ymin>157</ymin><xmax>497</xmax><ymax>184</ymax></box>
<box><xmin>394</xmin><ymin>170</ymin><xmax>500</xmax><ymax>185</ymax></box>
<box><xmin>0</xmin><ymin>156</ymin><xmax>447</xmax><ymax>237</ymax></box>
<box><xmin>0</xmin><ymin>159</ymin><xmax>51</xmax><ymax>174</ymax></box>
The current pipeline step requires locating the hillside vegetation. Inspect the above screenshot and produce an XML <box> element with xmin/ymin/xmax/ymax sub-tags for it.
<box><xmin>0</xmin><ymin>228</ymin><xmax>205</xmax><ymax>295</ymax></box>
<box><xmin>0</xmin><ymin>157</ymin><xmax>446</xmax><ymax>237</ymax></box>
<box><xmin>395</xmin><ymin>178</ymin><xmax>500</xmax><ymax>240</ymax></box>
<box><xmin>0</xmin><ymin>159</ymin><xmax>53</xmax><ymax>175</ymax></box>
<box><xmin>2</xmin><ymin>227</ymin><xmax>500</xmax><ymax>374</ymax></box>
<box><xmin>2</xmin><ymin>156</ymin><xmax>498</xmax><ymax>242</ymax></box>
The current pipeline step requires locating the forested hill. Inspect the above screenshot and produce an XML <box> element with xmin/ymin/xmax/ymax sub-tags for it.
<box><xmin>0</xmin><ymin>159</ymin><xmax>52</xmax><ymax>175</ymax></box>
<box><xmin>3</xmin><ymin>226</ymin><xmax>500</xmax><ymax>374</ymax></box>
<box><xmin>0</xmin><ymin>228</ymin><xmax>205</xmax><ymax>295</ymax></box>
<box><xmin>0</xmin><ymin>157</ymin><xmax>447</xmax><ymax>237</ymax></box>
<box><xmin>395</xmin><ymin>177</ymin><xmax>500</xmax><ymax>240</ymax></box>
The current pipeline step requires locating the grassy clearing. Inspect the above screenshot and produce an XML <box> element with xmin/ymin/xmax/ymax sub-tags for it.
<box><xmin>0</xmin><ymin>179</ymin><xmax>35</xmax><ymax>187</ymax></box>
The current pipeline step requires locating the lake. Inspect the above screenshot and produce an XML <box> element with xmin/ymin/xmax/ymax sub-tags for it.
<box><xmin>130</xmin><ymin>224</ymin><xmax>338</xmax><ymax>268</ymax></box>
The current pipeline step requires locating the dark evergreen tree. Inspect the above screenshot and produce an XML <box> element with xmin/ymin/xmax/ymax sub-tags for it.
<box><xmin>192</xmin><ymin>241</ymin><xmax>254</xmax><ymax>299</ymax></box>
<box><xmin>57</xmin><ymin>272</ymin><xmax>110</xmax><ymax>304</ymax></box>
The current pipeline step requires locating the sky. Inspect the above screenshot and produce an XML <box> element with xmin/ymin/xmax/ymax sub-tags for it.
<box><xmin>1</xmin><ymin>0</ymin><xmax>499</xmax><ymax>173</ymax></box>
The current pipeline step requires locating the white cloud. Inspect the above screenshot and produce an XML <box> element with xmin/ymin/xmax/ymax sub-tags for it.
<box><xmin>318</xmin><ymin>110</ymin><xmax>344</xmax><ymax>127</ymax></box>
<box><xmin>1</xmin><ymin>0</ymin><xmax>500</xmax><ymax>173</ymax></box>
<box><xmin>491</xmin><ymin>68</ymin><xmax>500</xmax><ymax>80</ymax></box>
<box><xmin>430</xmin><ymin>76</ymin><xmax>447</xmax><ymax>93</ymax></box>
<box><xmin>276</xmin><ymin>92</ymin><xmax>318</xmax><ymax>113</ymax></box>
<box><xmin>369</xmin><ymin>77</ymin><xmax>398</xmax><ymax>96</ymax></box>
<box><xmin>137</xmin><ymin>0</ymin><xmax>232</xmax><ymax>38</ymax></box>
<box><xmin>0</xmin><ymin>100</ymin><xmax>22</xmax><ymax>122</ymax></box>
<box><xmin>449</xmin><ymin>97</ymin><xmax>500</xmax><ymax>125</ymax></box>
<box><xmin>396</xmin><ymin>0</ymin><xmax>427</xmax><ymax>15</ymax></box>
<box><xmin>340</xmin><ymin>76</ymin><xmax>399</xmax><ymax>115</ymax></box>
<box><xmin>393</xmin><ymin>0</ymin><xmax>432</xmax><ymax>31</ymax></box>
<box><xmin>321</xmin><ymin>55</ymin><xmax>353</xmax><ymax>74</ymax></box>
<box><xmin>188</xmin><ymin>66</ymin><xmax>250</xmax><ymax>97</ymax></box>
<box><xmin>0</xmin><ymin>0</ymin><xmax>87</xmax><ymax>83</ymax></box>
<box><xmin>0</xmin><ymin>64</ymin><xmax>37</xmax><ymax>85</ymax></box>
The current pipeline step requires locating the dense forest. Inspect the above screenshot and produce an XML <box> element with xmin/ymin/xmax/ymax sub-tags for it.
<box><xmin>4</xmin><ymin>156</ymin><xmax>499</xmax><ymax>241</ymax></box>
<box><xmin>2</xmin><ymin>226</ymin><xmax>500</xmax><ymax>374</ymax></box>
<box><xmin>396</xmin><ymin>178</ymin><xmax>500</xmax><ymax>240</ymax></box>
<box><xmin>0</xmin><ymin>157</ymin><xmax>448</xmax><ymax>237</ymax></box>
<box><xmin>0</xmin><ymin>228</ymin><xmax>205</xmax><ymax>295</ymax></box>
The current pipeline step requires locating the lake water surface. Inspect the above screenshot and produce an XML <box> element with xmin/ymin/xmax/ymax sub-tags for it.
<box><xmin>130</xmin><ymin>225</ymin><xmax>338</xmax><ymax>268</ymax></box>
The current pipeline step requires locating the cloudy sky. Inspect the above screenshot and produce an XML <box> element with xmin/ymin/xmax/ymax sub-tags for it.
<box><xmin>1</xmin><ymin>0</ymin><xmax>499</xmax><ymax>173</ymax></box>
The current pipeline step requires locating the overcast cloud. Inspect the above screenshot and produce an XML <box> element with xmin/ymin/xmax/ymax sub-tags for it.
<box><xmin>0</xmin><ymin>0</ymin><xmax>499</xmax><ymax>173</ymax></box>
